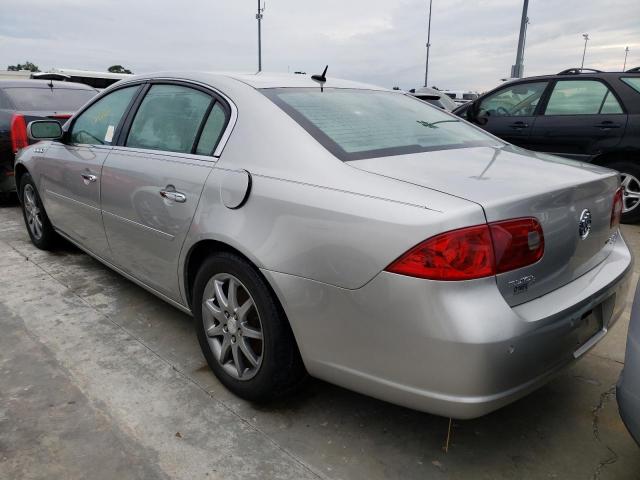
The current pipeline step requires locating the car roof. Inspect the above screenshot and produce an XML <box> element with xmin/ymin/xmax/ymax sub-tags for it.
<box><xmin>120</xmin><ymin>71</ymin><xmax>389</xmax><ymax>91</ymax></box>
<box><xmin>0</xmin><ymin>79</ymin><xmax>97</xmax><ymax>90</ymax></box>
<box><xmin>509</xmin><ymin>70</ymin><xmax>640</xmax><ymax>83</ymax></box>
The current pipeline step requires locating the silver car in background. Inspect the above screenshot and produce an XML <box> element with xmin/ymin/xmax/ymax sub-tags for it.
<box><xmin>15</xmin><ymin>72</ymin><xmax>633</xmax><ymax>418</ymax></box>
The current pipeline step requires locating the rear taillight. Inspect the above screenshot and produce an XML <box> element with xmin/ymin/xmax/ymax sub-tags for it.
<box><xmin>385</xmin><ymin>217</ymin><xmax>544</xmax><ymax>281</ymax></box>
<box><xmin>489</xmin><ymin>218</ymin><xmax>544</xmax><ymax>274</ymax></box>
<box><xmin>611</xmin><ymin>187</ymin><xmax>623</xmax><ymax>228</ymax></box>
<box><xmin>10</xmin><ymin>114</ymin><xmax>28</xmax><ymax>153</ymax></box>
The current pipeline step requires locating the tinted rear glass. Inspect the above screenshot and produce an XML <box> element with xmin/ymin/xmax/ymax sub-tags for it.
<box><xmin>2</xmin><ymin>87</ymin><xmax>96</xmax><ymax>111</ymax></box>
<box><xmin>263</xmin><ymin>88</ymin><xmax>498</xmax><ymax>161</ymax></box>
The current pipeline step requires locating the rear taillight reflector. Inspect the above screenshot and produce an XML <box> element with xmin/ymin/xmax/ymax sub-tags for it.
<box><xmin>385</xmin><ymin>217</ymin><xmax>544</xmax><ymax>281</ymax></box>
<box><xmin>10</xmin><ymin>114</ymin><xmax>28</xmax><ymax>153</ymax></box>
<box><xmin>611</xmin><ymin>187</ymin><xmax>623</xmax><ymax>228</ymax></box>
<box><xmin>489</xmin><ymin>218</ymin><xmax>544</xmax><ymax>274</ymax></box>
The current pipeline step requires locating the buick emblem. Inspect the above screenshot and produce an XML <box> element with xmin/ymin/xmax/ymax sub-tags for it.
<box><xmin>578</xmin><ymin>209</ymin><xmax>592</xmax><ymax>240</ymax></box>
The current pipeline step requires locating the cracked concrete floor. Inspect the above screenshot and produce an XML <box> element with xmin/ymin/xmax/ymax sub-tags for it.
<box><xmin>0</xmin><ymin>199</ymin><xmax>639</xmax><ymax>480</ymax></box>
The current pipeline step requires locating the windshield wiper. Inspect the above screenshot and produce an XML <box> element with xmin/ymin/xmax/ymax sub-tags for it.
<box><xmin>416</xmin><ymin>119</ymin><xmax>460</xmax><ymax>129</ymax></box>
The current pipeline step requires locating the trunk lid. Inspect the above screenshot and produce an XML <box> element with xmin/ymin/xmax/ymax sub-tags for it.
<box><xmin>351</xmin><ymin>145</ymin><xmax>620</xmax><ymax>306</ymax></box>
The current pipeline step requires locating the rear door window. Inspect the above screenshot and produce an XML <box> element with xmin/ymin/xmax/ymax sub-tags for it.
<box><xmin>3</xmin><ymin>87</ymin><xmax>96</xmax><ymax>111</ymax></box>
<box><xmin>478</xmin><ymin>82</ymin><xmax>548</xmax><ymax>117</ymax></box>
<box><xmin>544</xmin><ymin>80</ymin><xmax>623</xmax><ymax>115</ymax></box>
<box><xmin>126</xmin><ymin>84</ymin><xmax>212</xmax><ymax>154</ymax></box>
<box><xmin>70</xmin><ymin>85</ymin><xmax>140</xmax><ymax>145</ymax></box>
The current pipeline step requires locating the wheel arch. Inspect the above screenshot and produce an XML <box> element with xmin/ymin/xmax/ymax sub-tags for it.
<box><xmin>14</xmin><ymin>163</ymin><xmax>29</xmax><ymax>197</ymax></box>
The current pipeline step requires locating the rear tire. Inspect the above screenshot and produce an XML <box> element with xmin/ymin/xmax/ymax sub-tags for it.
<box><xmin>20</xmin><ymin>173</ymin><xmax>57</xmax><ymax>250</ymax></box>
<box><xmin>193</xmin><ymin>252</ymin><xmax>307</xmax><ymax>402</ymax></box>
<box><xmin>607</xmin><ymin>161</ymin><xmax>640</xmax><ymax>224</ymax></box>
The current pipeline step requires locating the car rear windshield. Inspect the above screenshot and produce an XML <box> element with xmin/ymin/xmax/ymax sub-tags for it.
<box><xmin>2</xmin><ymin>87</ymin><xmax>96</xmax><ymax>112</ymax></box>
<box><xmin>262</xmin><ymin>88</ymin><xmax>498</xmax><ymax>161</ymax></box>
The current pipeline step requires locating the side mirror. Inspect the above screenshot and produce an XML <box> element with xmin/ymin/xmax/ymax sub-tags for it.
<box><xmin>27</xmin><ymin>120</ymin><xmax>63</xmax><ymax>141</ymax></box>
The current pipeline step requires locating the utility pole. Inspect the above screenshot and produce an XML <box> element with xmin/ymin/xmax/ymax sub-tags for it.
<box><xmin>580</xmin><ymin>33</ymin><xmax>589</xmax><ymax>70</ymax></box>
<box><xmin>510</xmin><ymin>0</ymin><xmax>529</xmax><ymax>79</ymax></box>
<box><xmin>424</xmin><ymin>0</ymin><xmax>433</xmax><ymax>87</ymax></box>
<box><xmin>256</xmin><ymin>1</ymin><xmax>265</xmax><ymax>72</ymax></box>
<box><xmin>624</xmin><ymin>46</ymin><xmax>630</xmax><ymax>71</ymax></box>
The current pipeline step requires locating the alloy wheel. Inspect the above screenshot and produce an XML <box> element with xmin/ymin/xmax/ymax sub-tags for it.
<box><xmin>202</xmin><ymin>273</ymin><xmax>264</xmax><ymax>380</ymax></box>
<box><xmin>23</xmin><ymin>184</ymin><xmax>43</xmax><ymax>240</ymax></box>
<box><xmin>621</xmin><ymin>172</ymin><xmax>640</xmax><ymax>213</ymax></box>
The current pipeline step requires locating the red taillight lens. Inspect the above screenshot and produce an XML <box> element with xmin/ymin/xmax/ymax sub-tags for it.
<box><xmin>385</xmin><ymin>224</ymin><xmax>495</xmax><ymax>280</ymax></box>
<box><xmin>489</xmin><ymin>218</ymin><xmax>544</xmax><ymax>274</ymax></box>
<box><xmin>611</xmin><ymin>187</ymin><xmax>623</xmax><ymax>228</ymax></box>
<box><xmin>385</xmin><ymin>217</ymin><xmax>544</xmax><ymax>281</ymax></box>
<box><xmin>10</xmin><ymin>114</ymin><xmax>28</xmax><ymax>153</ymax></box>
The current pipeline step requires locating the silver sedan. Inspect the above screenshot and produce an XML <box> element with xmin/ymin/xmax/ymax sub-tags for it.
<box><xmin>15</xmin><ymin>72</ymin><xmax>633</xmax><ymax>418</ymax></box>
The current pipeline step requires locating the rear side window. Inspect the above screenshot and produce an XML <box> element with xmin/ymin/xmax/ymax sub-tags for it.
<box><xmin>544</xmin><ymin>80</ymin><xmax>623</xmax><ymax>115</ymax></box>
<box><xmin>621</xmin><ymin>77</ymin><xmax>640</xmax><ymax>93</ymax></box>
<box><xmin>71</xmin><ymin>85</ymin><xmax>139</xmax><ymax>145</ymax></box>
<box><xmin>195</xmin><ymin>103</ymin><xmax>227</xmax><ymax>155</ymax></box>
<box><xmin>2</xmin><ymin>87</ymin><xmax>96</xmax><ymax>111</ymax></box>
<box><xmin>126</xmin><ymin>84</ymin><xmax>212</xmax><ymax>154</ymax></box>
<box><xmin>263</xmin><ymin>88</ymin><xmax>497</xmax><ymax>161</ymax></box>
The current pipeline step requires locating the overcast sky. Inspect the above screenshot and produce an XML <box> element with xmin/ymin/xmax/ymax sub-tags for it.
<box><xmin>1</xmin><ymin>0</ymin><xmax>638</xmax><ymax>92</ymax></box>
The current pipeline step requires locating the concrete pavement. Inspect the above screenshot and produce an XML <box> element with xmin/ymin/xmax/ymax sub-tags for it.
<box><xmin>1</xmin><ymin>199</ymin><xmax>639</xmax><ymax>479</ymax></box>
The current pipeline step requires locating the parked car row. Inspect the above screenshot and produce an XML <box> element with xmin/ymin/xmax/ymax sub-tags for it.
<box><xmin>0</xmin><ymin>80</ymin><xmax>97</xmax><ymax>199</ymax></box>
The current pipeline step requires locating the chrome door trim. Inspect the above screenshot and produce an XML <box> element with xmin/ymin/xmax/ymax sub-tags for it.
<box><xmin>45</xmin><ymin>190</ymin><xmax>101</xmax><ymax>212</ymax></box>
<box><xmin>54</xmin><ymin>227</ymin><xmax>192</xmax><ymax>315</ymax></box>
<box><xmin>101</xmin><ymin>210</ymin><xmax>175</xmax><ymax>240</ymax></box>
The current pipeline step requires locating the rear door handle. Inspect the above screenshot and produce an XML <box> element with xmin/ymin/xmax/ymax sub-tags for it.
<box><xmin>159</xmin><ymin>186</ymin><xmax>186</xmax><ymax>203</ymax></box>
<box><xmin>80</xmin><ymin>173</ymin><xmax>97</xmax><ymax>183</ymax></box>
<box><xmin>509</xmin><ymin>121</ymin><xmax>529</xmax><ymax>129</ymax></box>
<box><xmin>594</xmin><ymin>122</ymin><xmax>621</xmax><ymax>129</ymax></box>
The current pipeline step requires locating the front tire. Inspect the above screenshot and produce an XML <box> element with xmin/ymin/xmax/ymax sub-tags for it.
<box><xmin>20</xmin><ymin>173</ymin><xmax>57</xmax><ymax>250</ymax></box>
<box><xmin>608</xmin><ymin>161</ymin><xmax>640</xmax><ymax>224</ymax></box>
<box><xmin>193</xmin><ymin>252</ymin><xmax>306</xmax><ymax>402</ymax></box>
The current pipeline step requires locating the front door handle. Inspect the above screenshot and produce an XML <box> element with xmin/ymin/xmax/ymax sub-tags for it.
<box><xmin>80</xmin><ymin>173</ymin><xmax>97</xmax><ymax>183</ymax></box>
<box><xmin>509</xmin><ymin>121</ymin><xmax>529</xmax><ymax>130</ymax></box>
<box><xmin>594</xmin><ymin>121</ymin><xmax>621</xmax><ymax>129</ymax></box>
<box><xmin>159</xmin><ymin>186</ymin><xmax>186</xmax><ymax>203</ymax></box>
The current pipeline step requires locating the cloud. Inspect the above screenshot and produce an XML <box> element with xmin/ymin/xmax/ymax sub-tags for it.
<box><xmin>0</xmin><ymin>0</ymin><xmax>638</xmax><ymax>92</ymax></box>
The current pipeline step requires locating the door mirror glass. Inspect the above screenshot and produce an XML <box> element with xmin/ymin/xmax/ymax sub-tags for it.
<box><xmin>27</xmin><ymin>120</ymin><xmax>63</xmax><ymax>140</ymax></box>
<box><xmin>478</xmin><ymin>81</ymin><xmax>548</xmax><ymax>118</ymax></box>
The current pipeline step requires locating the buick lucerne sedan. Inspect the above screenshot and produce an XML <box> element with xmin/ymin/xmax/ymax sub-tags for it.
<box><xmin>15</xmin><ymin>72</ymin><xmax>634</xmax><ymax>419</ymax></box>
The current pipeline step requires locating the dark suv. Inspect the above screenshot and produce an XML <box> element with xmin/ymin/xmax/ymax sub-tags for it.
<box><xmin>454</xmin><ymin>68</ymin><xmax>640</xmax><ymax>222</ymax></box>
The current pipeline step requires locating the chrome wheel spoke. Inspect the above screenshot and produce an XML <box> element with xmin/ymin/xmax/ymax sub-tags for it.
<box><xmin>219</xmin><ymin>336</ymin><xmax>231</xmax><ymax>362</ymax></box>
<box><xmin>621</xmin><ymin>173</ymin><xmax>640</xmax><ymax>213</ymax></box>
<box><xmin>241</xmin><ymin>324</ymin><xmax>263</xmax><ymax>340</ymax></box>
<box><xmin>227</xmin><ymin>278</ymin><xmax>239</xmax><ymax>310</ymax></box>
<box><xmin>214</xmin><ymin>280</ymin><xmax>228</xmax><ymax>309</ymax></box>
<box><xmin>203</xmin><ymin>298</ymin><xmax>226</xmax><ymax>323</ymax></box>
<box><xmin>239</xmin><ymin>338</ymin><xmax>259</xmax><ymax>367</ymax></box>
<box><xmin>231</xmin><ymin>343</ymin><xmax>243</xmax><ymax>378</ymax></box>
<box><xmin>236</xmin><ymin>299</ymin><xmax>253</xmax><ymax>322</ymax></box>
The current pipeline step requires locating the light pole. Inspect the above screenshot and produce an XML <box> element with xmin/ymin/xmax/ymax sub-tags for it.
<box><xmin>424</xmin><ymin>0</ymin><xmax>433</xmax><ymax>87</ymax></box>
<box><xmin>256</xmin><ymin>1</ymin><xmax>265</xmax><ymax>72</ymax></box>
<box><xmin>510</xmin><ymin>0</ymin><xmax>529</xmax><ymax>79</ymax></box>
<box><xmin>624</xmin><ymin>46</ymin><xmax>630</xmax><ymax>71</ymax></box>
<box><xmin>580</xmin><ymin>33</ymin><xmax>589</xmax><ymax>70</ymax></box>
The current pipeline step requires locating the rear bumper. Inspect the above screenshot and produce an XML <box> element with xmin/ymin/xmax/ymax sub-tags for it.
<box><xmin>0</xmin><ymin>164</ymin><xmax>16</xmax><ymax>193</ymax></box>
<box><xmin>265</xmin><ymin>232</ymin><xmax>634</xmax><ymax>419</ymax></box>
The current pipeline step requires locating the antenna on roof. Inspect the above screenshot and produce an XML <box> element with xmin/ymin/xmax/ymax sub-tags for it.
<box><xmin>311</xmin><ymin>65</ymin><xmax>328</xmax><ymax>92</ymax></box>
